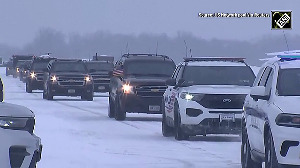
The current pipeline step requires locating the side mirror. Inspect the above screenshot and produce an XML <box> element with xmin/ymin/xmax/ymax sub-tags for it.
<box><xmin>166</xmin><ymin>78</ymin><xmax>176</xmax><ymax>86</ymax></box>
<box><xmin>250</xmin><ymin>86</ymin><xmax>269</xmax><ymax>101</ymax></box>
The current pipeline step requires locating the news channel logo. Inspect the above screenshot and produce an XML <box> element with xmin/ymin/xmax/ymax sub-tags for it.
<box><xmin>272</xmin><ymin>11</ymin><xmax>292</xmax><ymax>29</ymax></box>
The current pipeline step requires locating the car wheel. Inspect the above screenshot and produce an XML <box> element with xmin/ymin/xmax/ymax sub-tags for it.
<box><xmin>162</xmin><ymin>100</ymin><xmax>174</xmax><ymax>137</ymax></box>
<box><xmin>114</xmin><ymin>96</ymin><xmax>126</xmax><ymax>121</ymax></box>
<box><xmin>46</xmin><ymin>86</ymin><xmax>53</xmax><ymax>100</ymax></box>
<box><xmin>174</xmin><ymin>102</ymin><xmax>188</xmax><ymax>141</ymax></box>
<box><xmin>241</xmin><ymin>128</ymin><xmax>262</xmax><ymax>168</ymax></box>
<box><xmin>26</xmin><ymin>82</ymin><xmax>32</xmax><ymax>93</ymax></box>
<box><xmin>265</xmin><ymin>129</ymin><xmax>278</xmax><ymax>168</ymax></box>
<box><xmin>108</xmin><ymin>95</ymin><xmax>115</xmax><ymax>118</ymax></box>
<box><xmin>86</xmin><ymin>92</ymin><xmax>93</xmax><ymax>101</ymax></box>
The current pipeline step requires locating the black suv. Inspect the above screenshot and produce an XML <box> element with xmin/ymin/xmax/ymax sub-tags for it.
<box><xmin>43</xmin><ymin>59</ymin><xmax>94</xmax><ymax>101</ymax></box>
<box><xmin>26</xmin><ymin>56</ymin><xmax>56</xmax><ymax>92</ymax></box>
<box><xmin>109</xmin><ymin>54</ymin><xmax>176</xmax><ymax>120</ymax></box>
<box><xmin>19</xmin><ymin>60</ymin><xmax>31</xmax><ymax>82</ymax></box>
<box><xmin>84</xmin><ymin>56</ymin><xmax>114</xmax><ymax>92</ymax></box>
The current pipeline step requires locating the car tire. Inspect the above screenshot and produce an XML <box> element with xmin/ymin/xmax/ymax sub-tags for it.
<box><xmin>174</xmin><ymin>102</ymin><xmax>188</xmax><ymax>141</ymax></box>
<box><xmin>114</xmin><ymin>96</ymin><xmax>126</xmax><ymax>121</ymax></box>
<box><xmin>241</xmin><ymin>128</ymin><xmax>262</xmax><ymax>168</ymax></box>
<box><xmin>265</xmin><ymin>129</ymin><xmax>279</xmax><ymax>168</ymax></box>
<box><xmin>162</xmin><ymin>100</ymin><xmax>174</xmax><ymax>137</ymax></box>
<box><xmin>86</xmin><ymin>92</ymin><xmax>93</xmax><ymax>101</ymax></box>
<box><xmin>46</xmin><ymin>86</ymin><xmax>53</xmax><ymax>100</ymax></box>
<box><xmin>108</xmin><ymin>95</ymin><xmax>115</xmax><ymax>118</ymax></box>
<box><xmin>26</xmin><ymin>82</ymin><xmax>32</xmax><ymax>93</ymax></box>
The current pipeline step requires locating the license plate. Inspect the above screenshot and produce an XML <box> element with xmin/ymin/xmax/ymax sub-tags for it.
<box><xmin>220</xmin><ymin>114</ymin><xmax>235</xmax><ymax>122</ymax></box>
<box><xmin>149</xmin><ymin>105</ymin><xmax>160</xmax><ymax>111</ymax></box>
<box><xmin>68</xmin><ymin>89</ymin><xmax>75</xmax><ymax>93</ymax></box>
<box><xmin>98</xmin><ymin>86</ymin><xmax>105</xmax><ymax>90</ymax></box>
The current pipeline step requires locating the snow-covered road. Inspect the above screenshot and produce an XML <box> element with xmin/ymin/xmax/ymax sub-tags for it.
<box><xmin>2</xmin><ymin>68</ymin><xmax>242</xmax><ymax>168</ymax></box>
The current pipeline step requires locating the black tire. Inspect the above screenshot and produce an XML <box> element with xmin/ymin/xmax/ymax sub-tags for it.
<box><xmin>265</xmin><ymin>129</ymin><xmax>279</xmax><ymax>168</ymax></box>
<box><xmin>241</xmin><ymin>128</ymin><xmax>262</xmax><ymax>168</ymax></box>
<box><xmin>46</xmin><ymin>86</ymin><xmax>53</xmax><ymax>100</ymax></box>
<box><xmin>86</xmin><ymin>92</ymin><xmax>93</xmax><ymax>101</ymax></box>
<box><xmin>108</xmin><ymin>96</ymin><xmax>115</xmax><ymax>118</ymax></box>
<box><xmin>26</xmin><ymin>82</ymin><xmax>33</xmax><ymax>93</ymax></box>
<box><xmin>114</xmin><ymin>96</ymin><xmax>126</xmax><ymax>121</ymax></box>
<box><xmin>162</xmin><ymin>100</ymin><xmax>174</xmax><ymax>137</ymax></box>
<box><xmin>43</xmin><ymin>88</ymin><xmax>47</xmax><ymax>99</ymax></box>
<box><xmin>174</xmin><ymin>102</ymin><xmax>188</xmax><ymax>140</ymax></box>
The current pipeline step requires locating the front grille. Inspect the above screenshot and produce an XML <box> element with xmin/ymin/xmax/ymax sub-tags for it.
<box><xmin>135</xmin><ymin>86</ymin><xmax>167</xmax><ymax>97</ymax></box>
<box><xmin>91</xmin><ymin>74</ymin><xmax>110</xmax><ymax>84</ymax></box>
<box><xmin>57</xmin><ymin>75</ymin><xmax>85</xmax><ymax>86</ymax></box>
<box><xmin>197</xmin><ymin>94</ymin><xmax>246</xmax><ymax>109</ymax></box>
<box><xmin>36</xmin><ymin>73</ymin><xmax>44</xmax><ymax>81</ymax></box>
<box><xmin>9</xmin><ymin>146</ymin><xmax>30</xmax><ymax>168</ymax></box>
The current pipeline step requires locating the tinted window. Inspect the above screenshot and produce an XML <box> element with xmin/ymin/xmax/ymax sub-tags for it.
<box><xmin>52</xmin><ymin>62</ymin><xmax>87</xmax><ymax>73</ymax></box>
<box><xmin>85</xmin><ymin>62</ymin><xmax>113</xmax><ymax>71</ymax></box>
<box><xmin>31</xmin><ymin>62</ymin><xmax>49</xmax><ymax>70</ymax></box>
<box><xmin>124</xmin><ymin>61</ymin><xmax>175</xmax><ymax>77</ymax></box>
<box><xmin>182</xmin><ymin>66</ymin><xmax>255</xmax><ymax>86</ymax></box>
<box><xmin>277</xmin><ymin>68</ymin><xmax>300</xmax><ymax>96</ymax></box>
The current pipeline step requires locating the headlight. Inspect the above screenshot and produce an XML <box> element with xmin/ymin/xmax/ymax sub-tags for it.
<box><xmin>0</xmin><ymin>117</ymin><xmax>35</xmax><ymax>134</ymax></box>
<box><xmin>276</xmin><ymin>113</ymin><xmax>300</xmax><ymax>128</ymax></box>
<box><xmin>122</xmin><ymin>84</ymin><xmax>133</xmax><ymax>94</ymax></box>
<box><xmin>85</xmin><ymin>76</ymin><xmax>92</xmax><ymax>82</ymax></box>
<box><xmin>50</xmin><ymin>75</ymin><xmax>58</xmax><ymax>82</ymax></box>
<box><xmin>16</xmin><ymin>68</ymin><xmax>19</xmax><ymax>72</ymax></box>
<box><xmin>30</xmin><ymin>72</ymin><xmax>36</xmax><ymax>78</ymax></box>
<box><xmin>180</xmin><ymin>92</ymin><xmax>204</xmax><ymax>101</ymax></box>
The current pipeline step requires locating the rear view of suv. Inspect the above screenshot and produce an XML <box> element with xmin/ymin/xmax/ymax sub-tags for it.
<box><xmin>26</xmin><ymin>55</ymin><xmax>56</xmax><ymax>93</ymax></box>
<box><xmin>162</xmin><ymin>57</ymin><xmax>255</xmax><ymax>140</ymax></box>
<box><xmin>84</xmin><ymin>55</ymin><xmax>114</xmax><ymax>92</ymax></box>
<box><xmin>43</xmin><ymin>59</ymin><xmax>94</xmax><ymax>101</ymax></box>
<box><xmin>109</xmin><ymin>54</ymin><xmax>176</xmax><ymax>120</ymax></box>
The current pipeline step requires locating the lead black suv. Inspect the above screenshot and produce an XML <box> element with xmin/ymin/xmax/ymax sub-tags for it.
<box><xmin>26</xmin><ymin>56</ymin><xmax>56</xmax><ymax>93</ymax></box>
<box><xmin>84</xmin><ymin>57</ymin><xmax>114</xmax><ymax>92</ymax></box>
<box><xmin>43</xmin><ymin>59</ymin><xmax>94</xmax><ymax>101</ymax></box>
<box><xmin>109</xmin><ymin>54</ymin><xmax>176</xmax><ymax>120</ymax></box>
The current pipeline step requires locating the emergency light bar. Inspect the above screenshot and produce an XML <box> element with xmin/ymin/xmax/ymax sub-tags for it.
<box><xmin>266</xmin><ymin>50</ymin><xmax>300</xmax><ymax>61</ymax></box>
<box><xmin>183</xmin><ymin>57</ymin><xmax>245</xmax><ymax>63</ymax></box>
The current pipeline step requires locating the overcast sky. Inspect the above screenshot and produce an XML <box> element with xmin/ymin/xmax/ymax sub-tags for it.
<box><xmin>0</xmin><ymin>0</ymin><xmax>298</xmax><ymax>47</ymax></box>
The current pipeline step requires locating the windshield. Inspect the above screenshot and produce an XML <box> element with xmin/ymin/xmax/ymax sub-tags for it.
<box><xmin>182</xmin><ymin>66</ymin><xmax>255</xmax><ymax>86</ymax></box>
<box><xmin>277</xmin><ymin>68</ymin><xmax>300</xmax><ymax>96</ymax></box>
<box><xmin>31</xmin><ymin>62</ymin><xmax>49</xmax><ymax>70</ymax></box>
<box><xmin>16</xmin><ymin>61</ymin><xmax>27</xmax><ymax>67</ymax></box>
<box><xmin>52</xmin><ymin>62</ymin><xmax>87</xmax><ymax>73</ymax></box>
<box><xmin>85</xmin><ymin>62</ymin><xmax>113</xmax><ymax>71</ymax></box>
<box><xmin>124</xmin><ymin>61</ymin><xmax>175</xmax><ymax>77</ymax></box>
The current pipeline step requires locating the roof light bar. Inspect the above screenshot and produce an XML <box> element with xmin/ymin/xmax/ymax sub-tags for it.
<box><xmin>265</xmin><ymin>50</ymin><xmax>300</xmax><ymax>61</ymax></box>
<box><xmin>183</xmin><ymin>57</ymin><xmax>245</xmax><ymax>62</ymax></box>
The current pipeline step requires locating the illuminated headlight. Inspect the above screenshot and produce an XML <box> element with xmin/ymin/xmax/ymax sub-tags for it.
<box><xmin>30</xmin><ymin>72</ymin><xmax>36</xmax><ymax>78</ymax></box>
<box><xmin>16</xmin><ymin>68</ymin><xmax>19</xmax><ymax>72</ymax></box>
<box><xmin>24</xmin><ymin>70</ymin><xmax>27</xmax><ymax>73</ymax></box>
<box><xmin>122</xmin><ymin>84</ymin><xmax>134</xmax><ymax>94</ymax></box>
<box><xmin>276</xmin><ymin>113</ymin><xmax>300</xmax><ymax>128</ymax></box>
<box><xmin>0</xmin><ymin>117</ymin><xmax>28</xmax><ymax>129</ymax></box>
<box><xmin>180</xmin><ymin>92</ymin><xmax>204</xmax><ymax>101</ymax></box>
<box><xmin>51</xmin><ymin>75</ymin><xmax>58</xmax><ymax>82</ymax></box>
<box><xmin>85</xmin><ymin>76</ymin><xmax>92</xmax><ymax>82</ymax></box>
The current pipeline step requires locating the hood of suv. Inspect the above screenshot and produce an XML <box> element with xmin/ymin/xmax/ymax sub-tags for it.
<box><xmin>124</xmin><ymin>77</ymin><xmax>168</xmax><ymax>86</ymax></box>
<box><xmin>273</xmin><ymin>96</ymin><xmax>300</xmax><ymax>115</ymax></box>
<box><xmin>0</xmin><ymin>102</ymin><xmax>34</xmax><ymax>117</ymax></box>
<box><xmin>181</xmin><ymin>85</ymin><xmax>251</xmax><ymax>94</ymax></box>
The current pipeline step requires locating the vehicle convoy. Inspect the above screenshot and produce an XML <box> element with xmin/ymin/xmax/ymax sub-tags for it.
<box><xmin>241</xmin><ymin>51</ymin><xmax>300</xmax><ymax>168</ymax></box>
<box><xmin>11</xmin><ymin>55</ymin><xmax>34</xmax><ymax>78</ymax></box>
<box><xmin>109</xmin><ymin>54</ymin><xmax>176</xmax><ymax>120</ymax></box>
<box><xmin>0</xmin><ymin>77</ymin><xmax>42</xmax><ymax>168</ymax></box>
<box><xmin>162</xmin><ymin>57</ymin><xmax>255</xmax><ymax>140</ymax></box>
<box><xmin>43</xmin><ymin>59</ymin><xmax>94</xmax><ymax>101</ymax></box>
<box><xmin>26</xmin><ymin>55</ymin><xmax>56</xmax><ymax>93</ymax></box>
<box><xmin>84</xmin><ymin>55</ymin><xmax>114</xmax><ymax>92</ymax></box>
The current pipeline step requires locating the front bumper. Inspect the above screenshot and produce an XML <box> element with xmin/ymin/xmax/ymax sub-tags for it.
<box><xmin>272</xmin><ymin>125</ymin><xmax>300</xmax><ymax>166</ymax></box>
<box><xmin>49</xmin><ymin>82</ymin><xmax>93</xmax><ymax>96</ymax></box>
<box><xmin>0</xmin><ymin>129</ymin><xmax>42</xmax><ymax>168</ymax></box>
<box><xmin>121</xmin><ymin>94</ymin><xmax>163</xmax><ymax>114</ymax></box>
<box><xmin>28</xmin><ymin>79</ymin><xmax>44</xmax><ymax>90</ymax></box>
<box><xmin>93</xmin><ymin>83</ymin><xmax>109</xmax><ymax>92</ymax></box>
<box><xmin>178</xmin><ymin>98</ymin><xmax>243</xmax><ymax>135</ymax></box>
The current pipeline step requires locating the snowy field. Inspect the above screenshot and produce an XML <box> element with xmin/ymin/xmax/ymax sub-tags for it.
<box><xmin>1</xmin><ymin>67</ymin><xmax>242</xmax><ymax>168</ymax></box>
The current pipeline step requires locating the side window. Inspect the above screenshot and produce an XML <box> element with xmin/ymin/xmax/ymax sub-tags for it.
<box><xmin>258</xmin><ymin>67</ymin><xmax>271</xmax><ymax>86</ymax></box>
<box><xmin>265</xmin><ymin>69</ymin><xmax>274</xmax><ymax>92</ymax></box>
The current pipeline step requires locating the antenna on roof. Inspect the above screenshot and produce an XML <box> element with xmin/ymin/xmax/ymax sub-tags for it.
<box><xmin>190</xmin><ymin>49</ymin><xmax>192</xmax><ymax>58</ymax></box>
<box><xmin>283</xmin><ymin>30</ymin><xmax>290</xmax><ymax>51</ymax></box>
<box><xmin>184</xmin><ymin>40</ymin><xmax>188</xmax><ymax>58</ymax></box>
<box><xmin>125</xmin><ymin>42</ymin><xmax>129</xmax><ymax>54</ymax></box>
<box><xmin>156</xmin><ymin>41</ymin><xmax>158</xmax><ymax>56</ymax></box>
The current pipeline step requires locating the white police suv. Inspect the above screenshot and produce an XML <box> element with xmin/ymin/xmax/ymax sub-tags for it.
<box><xmin>162</xmin><ymin>57</ymin><xmax>255</xmax><ymax>140</ymax></box>
<box><xmin>0</xmin><ymin>102</ymin><xmax>42</xmax><ymax>167</ymax></box>
<box><xmin>241</xmin><ymin>51</ymin><xmax>300</xmax><ymax>168</ymax></box>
